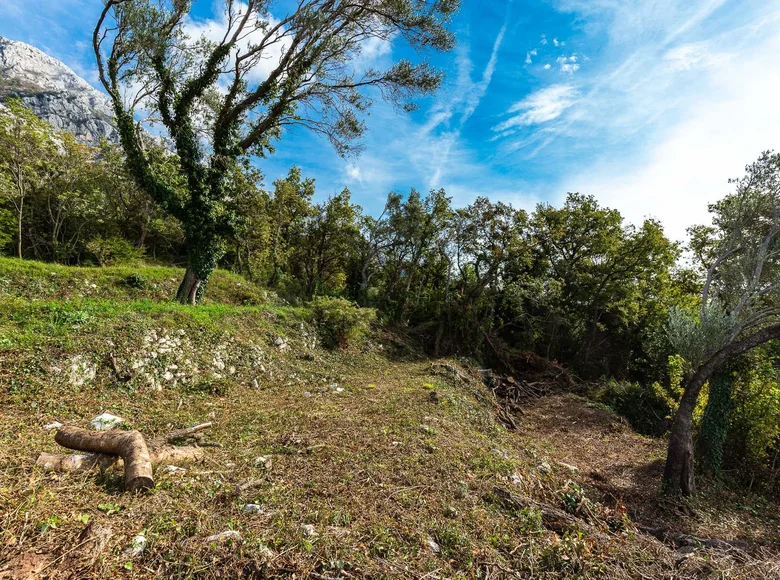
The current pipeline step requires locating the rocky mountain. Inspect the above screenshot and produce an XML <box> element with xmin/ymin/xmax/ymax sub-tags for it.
<box><xmin>0</xmin><ymin>36</ymin><xmax>119</xmax><ymax>145</ymax></box>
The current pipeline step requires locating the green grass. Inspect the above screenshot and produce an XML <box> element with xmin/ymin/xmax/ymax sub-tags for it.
<box><xmin>0</xmin><ymin>257</ymin><xmax>274</xmax><ymax>306</ymax></box>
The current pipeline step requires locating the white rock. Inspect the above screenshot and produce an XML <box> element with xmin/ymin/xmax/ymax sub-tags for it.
<box><xmin>242</xmin><ymin>504</ymin><xmax>263</xmax><ymax>514</ymax></box>
<box><xmin>122</xmin><ymin>534</ymin><xmax>146</xmax><ymax>558</ymax></box>
<box><xmin>205</xmin><ymin>530</ymin><xmax>242</xmax><ymax>543</ymax></box>
<box><xmin>537</xmin><ymin>461</ymin><xmax>553</xmax><ymax>474</ymax></box>
<box><xmin>300</xmin><ymin>524</ymin><xmax>318</xmax><ymax>538</ymax></box>
<box><xmin>334</xmin><ymin>387</ymin><xmax>345</xmax><ymax>394</ymax></box>
<box><xmin>90</xmin><ymin>413</ymin><xmax>124</xmax><ymax>430</ymax></box>
<box><xmin>254</xmin><ymin>456</ymin><xmax>272</xmax><ymax>469</ymax></box>
<box><xmin>509</xmin><ymin>473</ymin><xmax>523</xmax><ymax>486</ymax></box>
<box><xmin>303</xmin><ymin>391</ymin><xmax>312</xmax><ymax>398</ymax></box>
<box><xmin>426</xmin><ymin>538</ymin><xmax>441</xmax><ymax>554</ymax></box>
<box><xmin>165</xmin><ymin>465</ymin><xmax>187</xmax><ymax>475</ymax></box>
<box><xmin>44</xmin><ymin>421</ymin><xmax>63</xmax><ymax>430</ymax></box>
<box><xmin>252</xmin><ymin>378</ymin><xmax>260</xmax><ymax>389</ymax></box>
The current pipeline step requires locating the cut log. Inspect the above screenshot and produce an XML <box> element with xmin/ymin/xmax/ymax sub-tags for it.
<box><xmin>54</xmin><ymin>427</ymin><xmax>154</xmax><ymax>492</ymax></box>
<box><xmin>36</xmin><ymin>445</ymin><xmax>204</xmax><ymax>473</ymax></box>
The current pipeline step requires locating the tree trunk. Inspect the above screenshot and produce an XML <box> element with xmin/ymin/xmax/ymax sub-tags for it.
<box><xmin>176</xmin><ymin>266</ymin><xmax>202</xmax><ymax>305</ymax></box>
<box><xmin>663</xmin><ymin>389</ymin><xmax>697</xmax><ymax>495</ymax></box>
<box><xmin>663</xmin><ymin>322</ymin><xmax>780</xmax><ymax>495</ymax></box>
<box><xmin>16</xmin><ymin>201</ymin><xmax>23</xmax><ymax>259</ymax></box>
<box><xmin>54</xmin><ymin>426</ymin><xmax>153</xmax><ymax>492</ymax></box>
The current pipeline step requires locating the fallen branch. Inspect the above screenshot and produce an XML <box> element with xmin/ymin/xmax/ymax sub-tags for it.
<box><xmin>490</xmin><ymin>487</ymin><xmax>610</xmax><ymax>541</ymax></box>
<box><xmin>153</xmin><ymin>422</ymin><xmax>212</xmax><ymax>446</ymax></box>
<box><xmin>36</xmin><ymin>445</ymin><xmax>204</xmax><ymax>473</ymax></box>
<box><xmin>638</xmin><ymin>525</ymin><xmax>749</xmax><ymax>552</ymax></box>
<box><xmin>54</xmin><ymin>427</ymin><xmax>153</xmax><ymax>491</ymax></box>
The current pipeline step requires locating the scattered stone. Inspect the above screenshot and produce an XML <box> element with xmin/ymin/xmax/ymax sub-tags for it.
<box><xmin>303</xmin><ymin>391</ymin><xmax>313</xmax><ymax>398</ymax></box>
<box><xmin>252</xmin><ymin>378</ymin><xmax>260</xmax><ymax>389</ymax></box>
<box><xmin>273</xmin><ymin>335</ymin><xmax>288</xmax><ymax>351</ymax></box>
<box><xmin>205</xmin><ymin>530</ymin><xmax>243</xmax><ymax>544</ymax></box>
<box><xmin>165</xmin><ymin>465</ymin><xmax>187</xmax><ymax>475</ymax></box>
<box><xmin>254</xmin><ymin>456</ymin><xmax>272</xmax><ymax>470</ymax></box>
<box><xmin>333</xmin><ymin>387</ymin><xmax>345</xmax><ymax>394</ymax></box>
<box><xmin>44</xmin><ymin>421</ymin><xmax>63</xmax><ymax>430</ymax></box>
<box><xmin>418</xmin><ymin>424</ymin><xmax>434</xmax><ymax>434</ymax></box>
<box><xmin>122</xmin><ymin>534</ymin><xmax>146</xmax><ymax>558</ymax></box>
<box><xmin>490</xmin><ymin>448</ymin><xmax>509</xmax><ymax>460</ymax></box>
<box><xmin>242</xmin><ymin>504</ymin><xmax>263</xmax><ymax>514</ymax></box>
<box><xmin>426</xmin><ymin>537</ymin><xmax>441</xmax><ymax>554</ymax></box>
<box><xmin>509</xmin><ymin>473</ymin><xmax>523</xmax><ymax>486</ymax></box>
<box><xmin>301</xmin><ymin>524</ymin><xmax>318</xmax><ymax>538</ymax></box>
<box><xmin>537</xmin><ymin>461</ymin><xmax>553</xmax><ymax>475</ymax></box>
<box><xmin>90</xmin><ymin>413</ymin><xmax>124</xmax><ymax>431</ymax></box>
<box><xmin>391</xmin><ymin>441</ymin><xmax>402</xmax><ymax>446</ymax></box>
<box><xmin>558</xmin><ymin>462</ymin><xmax>580</xmax><ymax>474</ymax></box>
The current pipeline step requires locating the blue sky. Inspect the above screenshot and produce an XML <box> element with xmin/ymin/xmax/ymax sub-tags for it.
<box><xmin>3</xmin><ymin>0</ymin><xmax>780</xmax><ymax>241</ymax></box>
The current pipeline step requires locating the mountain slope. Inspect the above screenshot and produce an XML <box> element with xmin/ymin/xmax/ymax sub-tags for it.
<box><xmin>0</xmin><ymin>37</ymin><xmax>118</xmax><ymax>145</ymax></box>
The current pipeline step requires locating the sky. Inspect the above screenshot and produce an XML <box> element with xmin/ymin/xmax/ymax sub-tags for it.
<box><xmin>2</xmin><ymin>0</ymin><xmax>780</xmax><ymax>242</ymax></box>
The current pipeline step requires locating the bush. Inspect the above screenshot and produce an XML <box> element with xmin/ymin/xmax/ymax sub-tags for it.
<box><xmin>124</xmin><ymin>272</ymin><xmax>149</xmax><ymax>290</ymax></box>
<box><xmin>310</xmin><ymin>296</ymin><xmax>376</xmax><ymax>349</ymax></box>
<box><xmin>86</xmin><ymin>236</ymin><xmax>144</xmax><ymax>266</ymax></box>
<box><xmin>596</xmin><ymin>379</ymin><xmax>671</xmax><ymax>436</ymax></box>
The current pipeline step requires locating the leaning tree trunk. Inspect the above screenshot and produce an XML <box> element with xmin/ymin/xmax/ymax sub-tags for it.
<box><xmin>663</xmin><ymin>323</ymin><xmax>780</xmax><ymax>495</ymax></box>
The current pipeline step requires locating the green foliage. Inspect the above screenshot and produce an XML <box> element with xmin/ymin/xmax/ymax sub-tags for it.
<box><xmin>596</xmin><ymin>379</ymin><xmax>671</xmax><ymax>436</ymax></box>
<box><xmin>699</xmin><ymin>372</ymin><xmax>734</xmax><ymax>476</ymax></box>
<box><xmin>86</xmin><ymin>236</ymin><xmax>145</xmax><ymax>266</ymax></box>
<box><xmin>310</xmin><ymin>296</ymin><xmax>375</xmax><ymax>349</ymax></box>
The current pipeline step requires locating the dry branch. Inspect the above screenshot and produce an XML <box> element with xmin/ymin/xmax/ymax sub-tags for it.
<box><xmin>638</xmin><ymin>525</ymin><xmax>749</xmax><ymax>552</ymax></box>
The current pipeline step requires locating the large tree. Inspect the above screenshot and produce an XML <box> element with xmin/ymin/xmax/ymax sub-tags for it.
<box><xmin>663</xmin><ymin>151</ymin><xmax>780</xmax><ymax>495</ymax></box>
<box><xmin>93</xmin><ymin>0</ymin><xmax>457</xmax><ymax>303</ymax></box>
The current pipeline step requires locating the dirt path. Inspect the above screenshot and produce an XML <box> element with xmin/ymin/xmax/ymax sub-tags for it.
<box><xmin>520</xmin><ymin>394</ymin><xmax>780</xmax><ymax>548</ymax></box>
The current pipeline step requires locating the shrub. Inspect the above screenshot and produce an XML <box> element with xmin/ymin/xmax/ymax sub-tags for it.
<box><xmin>124</xmin><ymin>272</ymin><xmax>149</xmax><ymax>290</ymax></box>
<box><xmin>310</xmin><ymin>296</ymin><xmax>376</xmax><ymax>349</ymax></box>
<box><xmin>596</xmin><ymin>379</ymin><xmax>671</xmax><ymax>436</ymax></box>
<box><xmin>86</xmin><ymin>236</ymin><xmax>144</xmax><ymax>266</ymax></box>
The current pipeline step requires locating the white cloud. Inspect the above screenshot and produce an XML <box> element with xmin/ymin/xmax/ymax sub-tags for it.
<box><xmin>544</xmin><ymin>63</ymin><xmax>552</xmax><ymax>70</ymax></box>
<box><xmin>184</xmin><ymin>3</ymin><xmax>286</xmax><ymax>86</ymax></box>
<box><xmin>553</xmin><ymin>37</ymin><xmax>565</xmax><ymax>47</ymax></box>
<box><xmin>556</xmin><ymin>6</ymin><xmax>780</xmax><ymax>242</ymax></box>
<box><xmin>541</xmin><ymin>34</ymin><xmax>549</xmax><ymax>45</ymax></box>
<box><xmin>494</xmin><ymin>85</ymin><xmax>579</xmax><ymax>133</ymax></box>
<box><xmin>663</xmin><ymin>42</ymin><xmax>731</xmax><ymax>71</ymax></box>
<box><xmin>525</xmin><ymin>48</ymin><xmax>538</xmax><ymax>65</ymax></box>
<box><xmin>556</xmin><ymin>54</ymin><xmax>580</xmax><ymax>73</ymax></box>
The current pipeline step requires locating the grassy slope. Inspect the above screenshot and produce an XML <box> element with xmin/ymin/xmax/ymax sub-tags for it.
<box><xmin>1</xmin><ymin>260</ymin><xmax>779</xmax><ymax>579</ymax></box>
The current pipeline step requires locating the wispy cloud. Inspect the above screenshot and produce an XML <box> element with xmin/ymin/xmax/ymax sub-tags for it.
<box><xmin>494</xmin><ymin>85</ymin><xmax>578</xmax><ymax>134</ymax></box>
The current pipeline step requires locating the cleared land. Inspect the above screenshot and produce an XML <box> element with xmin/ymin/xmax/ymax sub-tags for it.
<box><xmin>1</xmin><ymin>259</ymin><xmax>779</xmax><ymax>579</ymax></box>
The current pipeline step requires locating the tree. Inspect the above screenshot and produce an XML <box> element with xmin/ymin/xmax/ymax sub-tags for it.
<box><xmin>0</xmin><ymin>99</ymin><xmax>56</xmax><ymax>258</ymax></box>
<box><xmin>93</xmin><ymin>0</ymin><xmax>458</xmax><ymax>304</ymax></box>
<box><xmin>289</xmin><ymin>188</ymin><xmax>361</xmax><ymax>298</ymax></box>
<box><xmin>663</xmin><ymin>151</ymin><xmax>780</xmax><ymax>495</ymax></box>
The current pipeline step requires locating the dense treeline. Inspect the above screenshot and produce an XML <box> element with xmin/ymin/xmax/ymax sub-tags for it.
<box><xmin>3</xmin><ymin>99</ymin><xmax>780</xmax><ymax>495</ymax></box>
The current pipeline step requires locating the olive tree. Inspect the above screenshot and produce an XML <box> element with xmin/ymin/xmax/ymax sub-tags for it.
<box><xmin>663</xmin><ymin>151</ymin><xmax>780</xmax><ymax>495</ymax></box>
<box><xmin>93</xmin><ymin>0</ymin><xmax>458</xmax><ymax>303</ymax></box>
